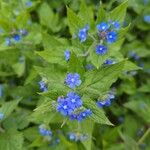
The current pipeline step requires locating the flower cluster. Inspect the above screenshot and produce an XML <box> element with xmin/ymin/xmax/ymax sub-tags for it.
<box><xmin>39</xmin><ymin>125</ymin><xmax>52</xmax><ymax>137</ymax></box>
<box><xmin>65</xmin><ymin>73</ymin><xmax>81</xmax><ymax>89</ymax></box>
<box><xmin>57</xmin><ymin>92</ymin><xmax>92</xmax><ymax>121</ymax></box>
<box><xmin>96</xmin><ymin>21</ymin><xmax>120</xmax><ymax>55</ymax></box>
<box><xmin>39</xmin><ymin>80</ymin><xmax>48</xmax><ymax>92</ymax></box>
<box><xmin>0</xmin><ymin>112</ymin><xmax>4</xmax><ymax>120</ymax></box>
<box><xmin>97</xmin><ymin>93</ymin><xmax>115</xmax><ymax>108</ymax></box>
<box><xmin>78</xmin><ymin>25</ymin><xmax>89</xmax><ymax>42</ymax></box>
<box><xmin>68</xmin><ymin>132</ymin><xmax>88</xmax><ymax>142</ymax></box>
<box><xmin>5</xmin><ymin>29</ymin><xmax>28</xmax><ymax>46</ymax></box>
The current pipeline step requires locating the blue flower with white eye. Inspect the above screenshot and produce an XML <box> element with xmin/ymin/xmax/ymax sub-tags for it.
<box><xmin>65</xmin><ymin>73</ymin><xmax>82</xmax><ymax>89</ymax></box>
<box><xmin>66</xmin><ymin>92</ymin><xmax>82</xmax><ymax>109</ymax></box>
<box><xmin>144</xmin><ymin>15</ymin><xmax>150</xmax><ymax>23</ymax></box>
<box><xmin>0</xmin><ymin>112</ymin><xmax>4</xmax><ymax>120</ymax></box>
<box><xmin>95</xmin><ymin>45</ymin><xmax>107</xmax><ymax>55</ymax></box>
<box><xmin>5</xmin><ymin>38</ymin><xmax>11</xmax><ymax>46</ymax></box>
<box><xmin>106</xmin><ymin>31</ymin><xmax>117</xmax><ymax>43</ymax></box>
<box><xmin>97</xmin><ymin>22</ymin><xmax>110</xmax><ymax>31</ymax></box>
<box><xmin>57</xmin><ymin>97</ymin><xmax>74</xmax><ymax>116</ymax></box>
<box><xmin>64</xmin><ymin>50</ymin><xmax>70</xmax><ymax>61</ymax></box>
<box><xmin>13</xmin><ymin>34</ymin><xmax>21</xmax><ymax>42</ymax></box>
<box><xmin>112</xmin><ymin>21</ymin><xmax>120</xmax><ymax>30</ymax></box>
<box><xmin>38</xmin><ymin>81</ymin><xmax>48</xmax><ymax>92</ymax></box>
<box><xmin>39</xmin><ymin>125</ymin><xmax>52</xmax><ymax>136</ymax></box>
<box><xmin>78</xmin><ymin>25</ymin><xmax>89</xmax><ymax>42</ymax></box>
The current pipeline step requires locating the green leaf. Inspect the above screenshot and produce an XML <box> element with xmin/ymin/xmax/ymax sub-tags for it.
<box><xmin>68</xmin><ymin>52</ymin><xmax>85</xmax><ymax>76</ymax></box>
<box><xmin>67</xmin><ymin>7</ymin><xmax>84</xmax><ymax>35</ymax></box>
<box><xmin>109</xmin><ymin>0</ymin><xmax>128</xmax><ymax>23</ymax></box>
<box><xmin>0</xmin><ymin>131</ymin><xmax>24</xmax><ymax>150</ymax></box>
<box><xmin>80</xmin><ymin>61</ymin><xmax>126</xmax><ymax>97</ymax></box>
<box><xmin>0</xmin><ymin>99</ymin><xmax>21</xmax><ymax>120</ymax></box>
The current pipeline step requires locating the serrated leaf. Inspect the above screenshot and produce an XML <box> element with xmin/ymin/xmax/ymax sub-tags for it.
<box><xmin>0</xmin><ymin>131</ymin><xmax>23</xmax><ymax>150</ymax></box>
<box><xmin>109</xmin><ymin>0</ymin><xmax>128</xmax><ymax>23</ymax></box>
<box><xmin>67</xmin><ymin>7</ymin><xmax>84</xmax><ymax>35</ymax></box>
<box><xmin>0</xmin><ymin>99</ymin><xmax>21</xmax><ymax>120</ymax></box>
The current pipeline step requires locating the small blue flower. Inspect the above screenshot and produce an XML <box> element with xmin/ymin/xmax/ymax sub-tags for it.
<box><xmin>97</xmin><ymin>93</ymin><xmax>115</xmax><ymax>108</ymax></box>
<box><xmin>0</xmin><ymin>112</ymin><xmax>4</xmax><ymax>120</ymax></box>
<box><xmin>5</xmin><ymin>38</ymin><xmax>11</xmax><ymax>46</ymax></box>
<box><xmin>97</xmin><ymin>22</ymin><xmax>110</xmax><ymax>31</ymax></box>
<box><xmin>76</xmin><ymin>109</ymin><xmax>92</xmax><ymax>121</ymax></box>
<box><xmin>144</xmin><ymin>15</ymin><xmax>150</xmax><ymax>23</ymax></box>
<box><xmin>69</xmin><ymin>109</ymin><xmax>92</xmax><ymax>121</ymax></box>
<box><xmin>39</xmin><ymin>125</ymin><xmax>52</xmax><ymax>136</ymax></box>
<box><xmin>64</xmin><ymin>50</ymin><xmax>70</xmax><ymax>61</ymax></box>
<box><xmin>39</xmin><ymin>81</ymin><xmax>48</xmax><ymax>92</ymax></box>
<box><xmin>65</xmin><ymin>73</ymin><xmax>82</xmax><ymax>89</ymax></box>
<box><xmin>0</xmin><ymin>28</ymin><xmax>3</xmax><ymax>34</ymax></box>
<box><xmin>106</xmin><ymin>31</ymin><xmax>117</xmax><ymax>43</ymax></box>
<box><xmin>78</xmin><ymin>25</ymin><xmax>89</xmax><ymax>42</ymax></box>
<box><xmin>97</xmin><ymin>99</ymin><xmax>111</xmax><ymax>108</ymax></box>
<box><xmin>95</xmin><ymin>45</ymin><xmax>107</xmax><ymax>55</ymax></box>
<box><xmin>57</xmin><ymin>97</ymin><xmax>74</xmax><ymax>116</ymax></box>
<box><xmin>68</xmin><ymin>132</ymin><xmax>77</xmax><ymax>141</ymax></box>
<box><xmin>85</xmin><ymin>64</ymin><xmax>94</xmax><ymax>70</ymax></box>
<box><xmin>118</xmin><ymin>116</ymin><xmax>124</xmax><ymax>123</ymax></box>
<box><xmin>13</xmin><ymin>34</ymin><xmax>21</xmax><ymax>42</ymax></box>
<box><xmin>66</xmin><ymin>92</ymin><xmax>82</xmax><ymax>109</ymax></box>
<box><xmin>112</xmin><ymin>21</ymin><xmax>120</xmax><ymax>30</ymax></box>
<box><xmin>129</xmin><ymin>51</ymin><xmax>140</xmax><ymax>61</ymax></box>
<box><xmin>144</xmin><ymin>0</ymin><xmax>148</xmax><ymax>5</ymax></box>
<box><xmin>19</xmin><ymin>29</ymin><xmax>28</xmax><ymax>36</ymax></box>
<box><xmin>103</xmin><ymin>59</ymin><xmax>116</xmax><ymax>65</ymax></box>
<box><xmin>26</xmin><ymin>1</ymin><xmax>32</xmax><ymax>7</ymax></box>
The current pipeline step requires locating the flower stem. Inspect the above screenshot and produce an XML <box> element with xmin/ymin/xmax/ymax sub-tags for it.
<box><xmin>138</xmin><ymin>128</ymin><xmax>150</xmax><ymax>145</ymax></box>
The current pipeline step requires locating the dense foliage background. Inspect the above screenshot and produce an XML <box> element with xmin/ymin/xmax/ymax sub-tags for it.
<box><xmin>0</xmin><ymin>0</ymin><xmax>149</xmax><ymax>150</ymax></box>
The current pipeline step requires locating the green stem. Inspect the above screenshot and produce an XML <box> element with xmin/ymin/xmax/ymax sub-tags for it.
<box><xmin>138</xmin><ymin>128</ymin><xmax>150</xmax><ymax>145</ymax></box>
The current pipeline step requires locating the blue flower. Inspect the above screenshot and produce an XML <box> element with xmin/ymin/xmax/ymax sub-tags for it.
<box><xmin>57</xmin><ymin>97</ymin><xmax>74</xmax><ymax>116</ymax></box>
<box><xmin>129</xmin><ymin>51</ymin><xmax>140</xmax><ymax>61</ymax></box>
<box><xmin>97</xmin><ymin>99</ymin><xmax>111</xmax><ymax>108</ymax></box>
<box><xmin>0</xmin><ymin>112</ymin><xmax>4</xmax><ymax>120</ymax></box>
<box><xmin>69</xmin><ymin>109</ymin><xmax>92</xmax><ymax>121</ymax></box>
<box><xmin>19</xmin><ymin>29</ymin><xmax>28</xmax><ymax>36</ymax></box>
<box><xmin>144</xmin><ymin>0</ymin><xmax>148</xmax><ymax>5</ymax></box>
<box><xmin>39</xmin><ymin>81</ymin><xmax>48</xmax><ymax>92</ymax></box>
<box><xmin>144</xmin><ymin>15</ymin><xmax>150</xmax><ymax>23</ymax></box>
<box><xmin>26</xmin><ymin>1</ymin><xmax>32</xmax><ymax>7</ymax></box>
<box><xmin>97</xmin><ymin>93</ymin><xmax>115</xmax><ymax>108</ymax></box>
<box><xmin>13</xmin><ymin>34</ymin><xmax>21</xmax><ymax>42</ymax></box>
<box><xmin>106</xmin><ymin>31</ymin><xmax>117</xmax><ymax>43</ymax></box>
<box><xmin>78</xmin><ymin>25</ymin><xmax>89</xmax><ymax>42</ymax></box>
<box><xmin>64</xmin><ymin>50</ymin><xmax>70</xmax><ymax>61</ymax></box>
<box><xmin>66</xmin><ymin>92</ymin><xmax>82</xmax><ymax>109</ymax></box>
<box><xmin>97</xmin><ymin>22</ymin><xmax>110</xmax><ymax>31</ymax></box>
<box><xmin>68</xmin><ymin>132</ymin><xmax>77</xmax><ymax>141</ymax></box>
<box><xmin>112</xmin><ymin>21</ymin><xmax>120</xmax><ymax>30</ymax></box>
<box><xmin>39</xmin><ymin>125</ymin><xmax>52</xmax><ymax>136</ymax></box>
<box><xmin>103</xmin><ymin>59</ymin><xmax>116</xmax><ymax>65</ymax></box>
<box><xmin>95</xmin><ymin>45</ymin><xmax>107</xmax><ymax>55</ymax></box>
<box><xmin>65</xmin><ymin>73</ymin><xmax>82</xmax><ymax>89</ymax></box>
<box><xmin>85</xmin><ymin>64</ymin><xmax>94</xmax><ymax>70</ymax></box>
<box><xmin>5</xmin><ymin>38</ymin><xmax>11</xmax><ymax>46</ymax></box>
